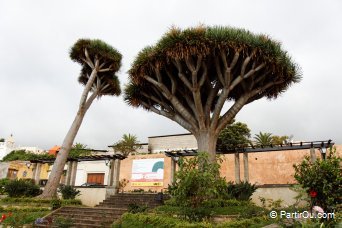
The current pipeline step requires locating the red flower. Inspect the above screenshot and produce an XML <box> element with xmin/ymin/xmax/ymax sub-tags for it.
<box><xmin>309</xmin><ymin>189</ymin><xmax>317</xmax><ymax>198</ymax></box>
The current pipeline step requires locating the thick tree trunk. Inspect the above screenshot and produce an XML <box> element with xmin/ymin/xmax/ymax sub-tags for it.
<box><xmin>37</xmin><ymin>108</ymin><xmax>87</xmax><ymax>199</ymax></box>
<box><xmin>195</xmin><ymin>131</ymin><xmax>218</xmax><ymax>163</ymax></box>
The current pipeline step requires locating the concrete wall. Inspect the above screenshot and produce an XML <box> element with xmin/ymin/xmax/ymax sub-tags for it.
<box><xmin>219</xmin><ymin>149</ymin><xmax>324</xmax><ymax>184</ymax></box>
<box><xmin>251</xmin><ymin>186</ymin><xmax>307</xmax><ymax>208</ymax></box>
<box><xmin>148</xmin><ymin>134</ymin><xmax>197</xmax><ymax>153</ymax></box>
<box><xmin>75</xmin><ymin>187</ymin><xmax>106</xmax><ymax>207</ymax></box>
<box><xmin>75</xmin><ymin>161</ymin><xmax>110</xmax><ymax>186</ymax></box>
<box><xmin>71</xmin><ymin>145</ymin><xmax>341</xmax><ymax>189</ymax></box>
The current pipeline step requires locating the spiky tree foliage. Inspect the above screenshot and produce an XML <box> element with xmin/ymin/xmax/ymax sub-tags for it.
<box><xmin>125</xmin><ymin>26</ymin><xmax>301</xmax><ymax>162</ymax></box>
<box><xmin>253</xmin><ymin>132</ymin><xmax>273</xmax><ymax>146</ymax></box>
<box><xmin>113</xmin><ymin>134</ymin><xmax>141</xmax><ymax>156</ymax></box>
<box><xmin>39</xmin><ymin>39</ymin><xmax>121</xmax><ymax>198</ymax></box>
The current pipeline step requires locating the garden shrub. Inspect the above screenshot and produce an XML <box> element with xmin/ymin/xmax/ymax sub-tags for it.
<box><xmin>167</xmin><ymin>152</ymin><xmax>227</xmax><ymax>221</ymax></box>
<box><xmin>293</xmin><ymin>147</ymin><xmax>341</xmax><ymax>212</ymax></box>
<box><xmin>127</xmin><ymin>203</ymin><xmax>148</xmax><ymax>214</ymax></box>
<box><xmin>51</xmin><ymin>199</ymin><xmax>62</xmax><ymax>210</ymax></box>
<box><xmin>226</xmin><ymin>181</ymin><xmax>257</xmax><ymax>201</ymax></box>
<box><xmin>58</xmin><ymin>185</ymin><xmax>81</xmax><ymax>199</ymax></box>
<box><xmin>202</xmin><ymin>199</ymin><xmax>251</xmax><ymax>208</ymax></box>
<box><xmin>0</xmin><ymin>178</ymin><xmax>10</xmax><ymax>195</ymax></box>
<box><xmin>4</xmin><ymin>179</ymin><xmax>41</xmax><ymax>197</ymax></box>
<box><xmin>216</xmin><ymin>216</ymin><xmax>270</xmax><ymax>228</ymax></box>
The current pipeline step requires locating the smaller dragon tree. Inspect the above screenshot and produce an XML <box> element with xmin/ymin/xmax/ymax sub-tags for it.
<box><xmin>125</xmin><ymin>25</ymin><xmax>301</xmax><ymax>163</ymax></box>
<box><xmin>39</xmin><ymin>39</ymin><xmax>122</xmax><ymax>199</ymax></box>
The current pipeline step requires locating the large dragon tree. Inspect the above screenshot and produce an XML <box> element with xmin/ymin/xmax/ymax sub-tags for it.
<box><xmin>125</xmin><ymin>26</ymin><xmax>301</xmax><ymax>163</ymax></box>
<box><xmin>39</xmin><ymin>39</ymin><xmax>122</xmax><ymax>198</ymax></box>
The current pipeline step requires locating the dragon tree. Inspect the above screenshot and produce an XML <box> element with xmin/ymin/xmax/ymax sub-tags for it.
<box><xmin>39</xmin><ymin>39</ymin><xmax>122</xmax><ymax>198</ymax></box>
<box><xmin>125</xmin><ymin>26</ymin><xmax>301</xmax><ymax>163</ymax></box>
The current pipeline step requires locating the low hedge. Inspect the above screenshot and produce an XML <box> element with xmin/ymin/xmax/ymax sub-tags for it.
<box><xmin>164</xmin><ymin>198</ymin><xmax>251</xmax><ymax>207</ymax></box>
<box><xmin>113</xmin><ymin>213</ymin><xmax>272</xmax><ymax>228</ymax></box>
<box><xmin>113</xmin><ymin>213</ymin><xmax>213</xmax><ymax>228</ymax></box>
<box><xmin>0</xmin><ymin>206</ymin><xmax>50</xmax><ymax>212</ymax></box>
<box><xmin>0</xmin><ymin>197</ymin><xmax>82</xmax><ymax>205</ymax></box>
<box><xmin>216</xmin><ymin>217</ymin><xmax>271</xmax><ymax>228</ymax></box>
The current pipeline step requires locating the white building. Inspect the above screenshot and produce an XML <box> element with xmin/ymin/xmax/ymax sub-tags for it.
<box><xmin>0</xmin><ymin>135</ymin><xmax>16</xmax><ymax>160</ymax></box>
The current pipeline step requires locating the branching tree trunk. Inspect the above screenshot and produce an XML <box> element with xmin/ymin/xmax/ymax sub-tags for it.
<box><xmin>38</xmin><ymin>39</ymin><xmax>121</xmax><ymax>198</ymax></box>
<box><xmin>125</xmin><ymin>26</ymin><xmax>301</xmax><ymax>163</ymax></box>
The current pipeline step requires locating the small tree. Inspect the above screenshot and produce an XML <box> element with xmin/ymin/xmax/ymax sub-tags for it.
<box><xmin>69</xmin><ymin>143</ymin><xmax>91</xmax><ymax>158</ymax></box>
<box><xmin>293</xmin><ymin>147</ymin><xmax>341</xmax><ymax>212</ymax></box>
<box><xmin>253</xmin><ymin>132</ymin><xmax>273</xmax><ymax>146</ymax></box>
<box><xmin>39</xmin><ymin>39</ymin><xmax>122</xmax><ymax>198</ymax></box>
<box><xmin>112</xmin><ymin>134</ymin><xmax>141</xmax><ymax>156</ymax></box>
<box><xmin>217</xmin><ymin>119</ymin><xmax>251</xmax><ymax>151</ymax></box>
<box><xmin>168</xmin><ymin>152</ymin><xmax>227</xmax><ymax>207</ymax></box>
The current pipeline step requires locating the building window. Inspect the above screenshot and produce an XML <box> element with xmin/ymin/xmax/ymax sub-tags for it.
<box><xmin>7</xmin><ymin>169</ymin><xmax>18</xmax><ymax>179</ymax></box>
<box><xmin>87</xmin><ymin>173</ymin><xmax>105</xmax><ymax>185</ymax></box>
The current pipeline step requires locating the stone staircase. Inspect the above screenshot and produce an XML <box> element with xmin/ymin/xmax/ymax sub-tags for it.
<box><xmin>35</xmin><ymin>193</ymin><xmax>168</xmax><ymax>227</ymax></box>
<box><xmin>96</xmin><ymin>193</ymin><xmax>167</xmax><ymax>209</ymax></box>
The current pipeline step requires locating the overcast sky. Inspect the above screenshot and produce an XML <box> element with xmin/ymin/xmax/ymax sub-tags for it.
<box><xmin>1</xmin><ymin>0</ymin><xmax>341</xmax><ymax>150</ymax></box>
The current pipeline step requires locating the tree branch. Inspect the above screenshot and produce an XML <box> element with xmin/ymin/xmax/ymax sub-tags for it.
<box><xmin>210</xmin><ymin>88</ymin><xmax>229</xmax><ymax>130</ymax></box>
<box><xmin>84</xmin><ymin>49</ymin><xmax>94</xmax><ymax>69</ymax></box>
<box><xmin>143</xmin><ymin>75</ymin><xmax>198</xmax><ymax>131</ymax></box>
<box><xmin>79</xmin><ymin>59</ymin><xmax>99</xmax><ymax>108</ymax></box>
<box><xmin>215</xmin><ymin>95</ymin><xmax>249</xmax><ymax>134</ymax></box>
<box><xmin>141</xmin><ymin>101</ymin><xmax>194</xmax><ymax>133</ymax></box>
<box><xmin>173</xmin><ymin>59</ymin><xmax>193</xmax><ymax>90</ymax></box>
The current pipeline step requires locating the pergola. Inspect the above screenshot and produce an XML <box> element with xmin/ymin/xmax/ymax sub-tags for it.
<box><xmin>165</xmin><ymin>140</ymin><xmax>334</xmax><ymax>184</ymax></box>
<box><xmin>29</xmin><ymin>154</ymin><xmax>126</xmax><ymax>192</ymax></box>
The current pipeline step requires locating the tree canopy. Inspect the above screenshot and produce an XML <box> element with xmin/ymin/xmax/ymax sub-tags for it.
<box><xmin>124</xmin><ymin>25</ymin><xmax>301</xmax><ymax>161</ymax></box>
<box><xmin>112</xmin><ymin>134</ymin><xmax>141</xmax><ymax>156</ymax></box>
<box><xmin>217</xmin><ymin>119</ymin><xmax>251</xmax><ymax>151</ymax></box>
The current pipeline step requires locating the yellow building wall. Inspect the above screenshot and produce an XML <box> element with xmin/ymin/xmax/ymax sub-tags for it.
<box><xmin>8</xmin><ymin>161</ymin><xmax>50</xmax><ymax>180</ymax></box>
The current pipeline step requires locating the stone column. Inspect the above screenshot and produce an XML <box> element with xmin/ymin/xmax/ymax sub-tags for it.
<box><xmin>234</xmin><ymin>153</ymin><xmax>240</xmax><ymax>184</ymax></box>
<box><xmin>34</xmin><ymin>163</ymin><xmax>42</xmax><ymax>185</ymax></box>
<box><xmin>310</xmin><ymin>147</ymin><xmax>317</xmax><ymax>163</ymax></box>
<box><xmin>113</xmin><ymin>159</ymin><xmax>121</xmax><ymax>194</ymax></box>
<box><xmin>31</xmin><ymin>163</ymin><xmax>37</xmax><ymax>181</ymax></box>
<box><xmin>170</xmin><ymin>157</ymin><xmax>177</xmax><ymax>186</ymax></box>
<box><xmin>107</xmin><ymin>159</ymin><xmax>115</xmax><ymax>186</ymax></box>
<box><xmin>65</xmin><ymin>161</ymin><xmax>73</xmax><ymax>186</ymax></box>
<box><xmin>70</xmin><ymin>161</ymin><xmax>78</xmax><ymax>186</ymax></box>
<box><xmin>243</xmin><ymin>152</ymin><xmax>249</xmax><ymax>182</ymax></box>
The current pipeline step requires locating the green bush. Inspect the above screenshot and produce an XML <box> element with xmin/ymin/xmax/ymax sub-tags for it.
<box><xmin>226</xmin><ymin>181</ymin><xmax>257</xmax><ymax>201</ymax></box>
<box><xmin>58</xmin><ymin>185</ymin><xmax>81</xmax><ymax>199</ymax></box>
<box><xmin>4</xmin><ymin>179</ymin><xmax>41</xmax><ymax>197</ymax></box>
<box><xmin>51</xmin><ymin>199</ymin><xmax>62</xmax><ymax>210</ymax></box>
<box><xmin>293</xmin><ymin>147</ymin><xmax>341</xmax><ymax>212</ymax></box>
<box><xmin>0</xmin><ymin>178</ymin><xmax>10</xmax><ymax>195</ymax></box>
<box><xmin>202</xmin><ymin>199</ymin><xmax>251</xmax><ymax>208</ymax></box>
<box><xmin>216</xmin><ymin>217</ymin><xmax>270</xmax><ymax>228</ymax></box>
<box><xmin>167</xmin><ymin>152</ymin><xmax>228</xmax><ymax>221</ymax></box>
<box><xmin>127</xmin><ymin>203</ymin><xmax>148</xmax><ymax>214</ymax></box>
